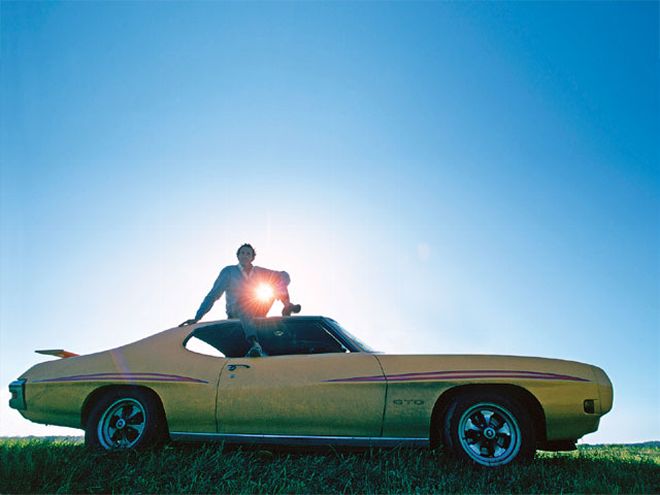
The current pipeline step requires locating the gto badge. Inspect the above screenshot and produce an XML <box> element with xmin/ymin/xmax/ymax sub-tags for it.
<box><xmin>393</xmin><ymin>399</ymin><xmax>424</xmax><ymax>406</ymax></box>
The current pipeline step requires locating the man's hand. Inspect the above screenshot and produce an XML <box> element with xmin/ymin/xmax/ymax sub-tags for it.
<box><xmin>178</xmin><ymin>318</ymin><xmax>199</xmax><ymax>327</ymax></box>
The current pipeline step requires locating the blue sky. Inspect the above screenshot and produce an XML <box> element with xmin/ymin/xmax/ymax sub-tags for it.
<box><xmin>1</xmin><ymin>1</ymin><xmax>658</xmax><ymax>443</ymax></box>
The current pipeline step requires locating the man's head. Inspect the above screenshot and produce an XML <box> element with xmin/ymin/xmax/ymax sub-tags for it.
<box><xmin>236</xmin><ymin>243</ymin><xmax>256</xmax><ymax>267</ymax></box>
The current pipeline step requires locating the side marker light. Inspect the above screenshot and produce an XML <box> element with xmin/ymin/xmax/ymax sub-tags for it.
<box><xmin>583</xmin><ymin>399</ymin><xmax>595</xmax><ymax>414</ymax></box>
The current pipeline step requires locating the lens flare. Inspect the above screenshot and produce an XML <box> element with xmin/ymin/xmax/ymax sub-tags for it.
<box><xmin>255</xmin><ymin>283</ymin><xmax>274</xmax><ymax>302</ymax></box>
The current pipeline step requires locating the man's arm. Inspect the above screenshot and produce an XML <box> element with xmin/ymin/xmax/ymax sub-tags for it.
<box><xmin>179</xmin><ymin>267</ymin><xmax>231</xmax><ymax>326</ymax></box>
<box><xmin>195</xmin><ymin>267</ymin><xmax>231</xmax><ymax>321</ymax></box>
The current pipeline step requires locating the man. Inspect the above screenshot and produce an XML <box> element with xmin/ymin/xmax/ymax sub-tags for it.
<box><xmin>179</xmin><ymin>243</ymin><xmax>301</xmax><ymax>356</ymax></box>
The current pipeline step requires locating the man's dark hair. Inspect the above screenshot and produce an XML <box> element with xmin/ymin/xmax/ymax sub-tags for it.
<box><xmin>236</xmin><ymin>243</ymin><xmax>256</xmax><ymax>257</ymax></box>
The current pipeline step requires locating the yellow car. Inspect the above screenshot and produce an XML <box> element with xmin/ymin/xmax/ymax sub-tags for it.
<box><xmin>9</xmin><ymin>316</ymin><xmax>613</xmax><ymax>466</ymax></box>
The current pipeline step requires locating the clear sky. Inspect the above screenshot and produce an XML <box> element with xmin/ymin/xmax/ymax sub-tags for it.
<box><xmin>1</xmin><ymin>1</ymin><xmax>658</xmax><ymax>443</ymax></box>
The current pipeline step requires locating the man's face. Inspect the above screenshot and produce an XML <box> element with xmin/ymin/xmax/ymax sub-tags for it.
<box><xmin>237</xmin><ymin>246</ymin><xmax>255</xmax><ymax>267</ymax></box>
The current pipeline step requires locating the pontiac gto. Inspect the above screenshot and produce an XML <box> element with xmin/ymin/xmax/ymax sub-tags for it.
<box><xmin>9</xmin><ymin>316</ymin><xmax>613</xmax><ymax>466</ymax></box>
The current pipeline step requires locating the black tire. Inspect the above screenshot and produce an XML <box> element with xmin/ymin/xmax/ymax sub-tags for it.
<box><xmin>442</xmin><ymin>391</ymin><xmax>536</xmax><ymax>467</ymax></box>
<box><xmin>85</xmin><ymin>388</ymin><xmax>166</xmax><ymax>451</ymax></box>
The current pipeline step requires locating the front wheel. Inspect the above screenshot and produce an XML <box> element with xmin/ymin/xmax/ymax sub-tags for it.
<box><xmin>85</xmin><ymin>388</ymin><xmax>166</xmax><ymax>451</ymax></box>
<box><xmin>442</xmin><ymin>392</ymin><xmax>536</xmax><ymax>467</ymax></box>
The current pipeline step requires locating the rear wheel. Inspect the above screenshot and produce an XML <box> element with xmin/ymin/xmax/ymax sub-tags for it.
<box><xmin>85</xmin><ymin>388</ymin><xmax>165</xmax><ymax>451</ymax></box>
<box><xmin>442</xmin><ymin>392</ymin><xmax>535</xmax><ymax>467</ymax></box>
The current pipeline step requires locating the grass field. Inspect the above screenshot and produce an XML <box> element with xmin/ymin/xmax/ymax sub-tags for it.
<box><xmin>1</xmin><ymin>438</ymin><xmax>658</xmax><ymax>494</ymax></box>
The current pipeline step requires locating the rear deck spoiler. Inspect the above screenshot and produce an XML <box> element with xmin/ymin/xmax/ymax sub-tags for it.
<box><xmin>35</xmin><ymin>349</ymin><xmax>80</xmax><ymax>359</ymax></box>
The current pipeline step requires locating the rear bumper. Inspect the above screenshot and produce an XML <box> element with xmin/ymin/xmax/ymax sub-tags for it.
<box><xmin>9</xmin><ymin>380</ymin><xmax>26</xmax><ymax>410</ymax></box>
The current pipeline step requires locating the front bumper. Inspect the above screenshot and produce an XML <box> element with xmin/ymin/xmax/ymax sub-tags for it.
<box><xmin>9</xmin><ymin>380</ymin><xmax>26</xmax><ymax>410</ymax></box>
<box><xmin>592</xmin><ymin>366</ymin><xmax>614</xmax><ymax>415</ymax></box>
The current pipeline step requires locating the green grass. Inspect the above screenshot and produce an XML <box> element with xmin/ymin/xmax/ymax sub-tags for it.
<box><xmin>1</xmin><ymin>438</ymin><xmax>658</xmax><ymax>494</ymax></box>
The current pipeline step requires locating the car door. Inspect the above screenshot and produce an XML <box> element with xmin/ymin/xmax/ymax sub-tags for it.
<box><xmin>216</xmin><ymin>319</ymin><xmax>386</xmax><ymax>437</ymax></box>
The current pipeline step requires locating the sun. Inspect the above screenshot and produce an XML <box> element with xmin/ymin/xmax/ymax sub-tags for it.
<box><xmin>255</xmin><ymin>283</ymin><xmax>274</xmax><ymax>302</ymax></box>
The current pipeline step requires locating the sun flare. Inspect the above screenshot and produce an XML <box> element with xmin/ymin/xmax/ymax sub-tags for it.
<box><xmin>255</xmin><ymin>283</ymin><xmax>274</xmax><ymax>302</ymax></box>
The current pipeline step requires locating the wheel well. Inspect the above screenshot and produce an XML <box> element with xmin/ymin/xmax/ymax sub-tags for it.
<box><xmin>80</xmin><ymin>385</ymin><xmax>168</xmax><ymax>434</ymax></box>
<box><xmin>429</xmin><ymin>384</ymin><xmax>547</xmax><ymax>448</ymax></box>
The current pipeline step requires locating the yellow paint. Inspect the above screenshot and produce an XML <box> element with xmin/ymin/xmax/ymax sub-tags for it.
<box><xmin>216</xmin><ymin>353</ymin><xmax>385</xmax><ymax>436</ymax></box>
<box><xmin>15</xmin><ymin>322</ymin><xmax>613</xmax><ymax>444</ymax></box>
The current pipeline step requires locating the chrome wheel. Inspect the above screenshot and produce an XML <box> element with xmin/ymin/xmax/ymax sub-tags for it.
<box><xmin>97</xmin><ymin>398</ymin><xmax>147</xmax><ymax>450</ymax></box>
<box><xmin>457</xmin><ymin>402</ymin><xmax>521</xmax><ymax>466</ymax></box>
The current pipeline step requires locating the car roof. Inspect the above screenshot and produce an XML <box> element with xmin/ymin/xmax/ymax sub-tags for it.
<box><xmin>199</xmin><ymin>315</ymin><xmax>330</xmax><ymax>326</ymax></box>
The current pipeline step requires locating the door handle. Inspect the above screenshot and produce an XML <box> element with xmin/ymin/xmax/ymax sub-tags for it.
<box><xmin>227</xmin><ymin>364</ymin><xmax>251</xmax><ymax>371</ymax></box>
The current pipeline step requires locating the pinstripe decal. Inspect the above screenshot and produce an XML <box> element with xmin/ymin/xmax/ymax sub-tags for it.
<box><xmin>33</xmin><ymin>372</ymin><xmax>209</xmax><ymax>384</ymax></box>
<box><xmin>33</xmin><ymin>370</ymin><xmax>587</xmax><ymax>385</ymax></box>
<box><xmin>325</xmin><ymin>369</ymin><xmax>590</xmax><ymax>383</ymax></box>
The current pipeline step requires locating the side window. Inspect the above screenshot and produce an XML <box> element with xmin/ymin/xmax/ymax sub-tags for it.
<box><xmin>292</xmin><ymin>321</ymin><xmax>347</xmax><ymax>354</ymax></box>
<box><xmin>257</xmin><ymin>320</ymin><xmax>347</xmax><ymax>356</ymax></box>
<box><xmin>185</xmin><ymin>336</ymin><xmax>226</xmax><ymax>358</ymax></box>
<box><xmin>184</xmin><ymin>323</ymin><xmax>249</xmax><ymax>358</ymax></box>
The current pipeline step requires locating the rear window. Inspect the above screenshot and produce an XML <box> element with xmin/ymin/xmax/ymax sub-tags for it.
<box><xmin>185</xmin><ymin>322</ymin><xmax>249</xmax><ymax>358</ymax></box>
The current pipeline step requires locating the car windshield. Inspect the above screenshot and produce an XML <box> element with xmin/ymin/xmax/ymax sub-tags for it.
<box><xmin>324</xmin><ymin>319</ymin><xmax>376</xmax><ymax>353</ymax></box>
